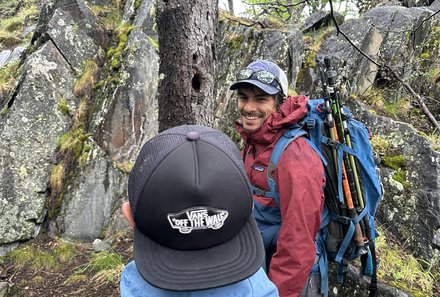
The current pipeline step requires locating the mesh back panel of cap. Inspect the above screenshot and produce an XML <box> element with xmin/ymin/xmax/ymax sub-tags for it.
<box><xmin>128</xmin><ymin>125</ymin><xmax>249</xmax><ymax>216</ymax></box>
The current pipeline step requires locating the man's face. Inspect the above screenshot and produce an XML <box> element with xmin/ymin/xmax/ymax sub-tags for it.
<box><xmin>237</xmin><ymin>86</ymin><xmax>277</xmax><ymax>132</ymax></box>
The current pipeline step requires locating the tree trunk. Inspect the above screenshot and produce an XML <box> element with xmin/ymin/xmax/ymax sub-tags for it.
<box><xmin>157</xmin><ymin>0</ymin><xmax>218</xmax><ymax>132</ymax></box>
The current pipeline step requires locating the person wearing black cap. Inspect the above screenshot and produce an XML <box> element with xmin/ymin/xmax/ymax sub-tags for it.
<box><xmin>230</xmin><ymin>60</ymin><xmax>326</xmax><ymax>297</ymax></box>
<box><xmin>119</xmin><ymin>125</ymin><xmax>279</xmax><ymax>297</ymax></box>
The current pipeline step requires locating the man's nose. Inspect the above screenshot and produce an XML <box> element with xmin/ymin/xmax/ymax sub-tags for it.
<box><xmin>243</xmin><ymin>98</ymin><xmax>257</xmax><ymax>111</ymax></box>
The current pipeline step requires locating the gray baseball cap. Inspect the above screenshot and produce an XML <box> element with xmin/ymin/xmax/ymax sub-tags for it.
<box><xmin>230</xmin><ymin>60</ymin><xmax>288</xmax><ymax>97</ymax></box>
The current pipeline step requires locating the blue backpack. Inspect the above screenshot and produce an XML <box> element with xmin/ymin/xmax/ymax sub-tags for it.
<box><xmin>252</xmin><ymin>98</ymin><xmax>383</xmax><ymax>297</ymax></box>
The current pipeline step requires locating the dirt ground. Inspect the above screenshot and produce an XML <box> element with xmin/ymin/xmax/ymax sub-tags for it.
<box><xmin>0</xmin><ymin>232</ymin><xmax>133</xmax><ymax>297</ymax></box>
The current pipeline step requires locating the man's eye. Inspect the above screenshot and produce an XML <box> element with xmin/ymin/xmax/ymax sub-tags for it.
<box><xmin>237</xmin><ymin>96</ymin><xmax>247</xmax><ymax>101</ymax></box>
<box><xmin>256</xmin><ymin>97</ymin><xmax>268</xmax><ymax>102</ymax></box>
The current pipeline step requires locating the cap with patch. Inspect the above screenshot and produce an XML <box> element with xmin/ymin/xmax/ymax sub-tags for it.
<box><xmin>230</xmin><ymin>60</ymin><xmax>288</xmax><ymax>97</ymax></box>
<box><xmin>128</xmin><ymin>125</ymin><xmax>264</xmax><ymax>291</ymax></box>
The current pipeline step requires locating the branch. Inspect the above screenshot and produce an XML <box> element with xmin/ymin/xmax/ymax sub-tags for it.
<box><xmin>328</xmin><ymin>0</ymin><xmax>440</xmax><ymax>133</ymax></box>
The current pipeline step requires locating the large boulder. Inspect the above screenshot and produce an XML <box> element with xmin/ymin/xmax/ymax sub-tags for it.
<box><xmin>0</xmin><ymin>41</ymin><xmax>75</xmax><ymax>244</ymax></box>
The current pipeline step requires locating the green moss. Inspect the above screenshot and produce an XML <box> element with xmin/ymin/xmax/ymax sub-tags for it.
<box><xmin>381</xmin><ymin>155</ymin><xmax>405</xmax><ymax>170</ymax></box>
<box><xmin>304</xmin><ymin>50</ymin><xmax>316</xmax><ymax>68</ymax></box>
<box><xmin>135</xmin><ymin>0</ymin><xmax>142</xmax><ymax>10</ymax></box>
<box><xmin>392</xmin><ymin>169</ymin><xmax>410</xmax><ymax>189</ymax></box>
<box><xmin>383</xmin><ymin>98</ymin><xmax>410</xmax><ymax>118</ymax></box>
<box><xmin>0</xmin><ymin>61</ymin><xmax>20</xmax><ymax>85</ymax></box>
<box><xmin>53</xmin><ymin>240</ymin><xmax>75</xmax><ymax>263</ymax></box>
<box><xmin>73</xmin><ymin>60</ymin><xmax>99</xmax><ymax>98</ymax></box>
<box><xmin>58</xmin><ymin>128</ymin><xmax>90</xmax><ymax>160</ymax></box>
<box><xmin>106</xmin><ymin>25</ymin><xmax>135</xmax><ymax>71</ymax></box>
<box><xmin>370</xmin><ymin>136</ymin><xmax>390</xmax><ymax>155</ymax></box>
<box><xmin>114</xmin><ymin>161</ymin><xmax>134</xmax><ymax>174</ymax></box>
<box><xmin>58</xmin><ymin>97</ymin><xmax>70</xmax><ymax>115</ymax></box>
<box><xmin>376</xmin><ymin>229</ymin><xmax>434</xmax><ymax>296</ymax></box>
<box><xmin>0</xmin><ymin>3</ymin><xmax>39</xmax><ymax>48</ymax></box>
<box><xmin>0</xmin><ymin>107</ymin><xmax>9</xmax><ymax>117</ymax></box>
<box><xmin>8</xmin><ymin>245</ymin><xmax>58</xmax><ymax>270</ymax></box>
<box><xmin>226</xmin><ymin>34</ymin><xmax>245</xmax><ymax>51</ymax></box>
<box><xmin>419</xmin><ymin>52</ymin><xmax>429</xmax><ymax>59</ymax></box>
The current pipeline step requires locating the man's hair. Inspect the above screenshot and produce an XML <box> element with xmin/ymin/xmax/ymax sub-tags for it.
<box><xmin>275</xmin><ymin>93</ymin><xmax>285</xmax><ymax>105</ymax></box>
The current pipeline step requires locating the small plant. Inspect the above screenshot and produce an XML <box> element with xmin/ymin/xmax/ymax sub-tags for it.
<box><xmin>58</xmin><ymin>128</ymin><xmax>90</xmax><ymax>160</ymax></box>
<box><xmin>58</xmin><ymin>97</ymin><xmax>70</xmax><ymax>115</ymax></box>
<box><xmin>73</xmin><ymin>60</ymin><xmax>99</xmax><ymax>98</ymax></box>
<box><xmin>376</xmin><ymin>228</ymin><xmax>434</xmax><ymax>296</ymax></box>
<box><xmin>114</xmin><ymin>161</ymin><xmax>134</xmax><ymax>174</ymax></box>
<box><xmin>75</xmin><ymin>251</ymin><xmax>124</xmax><ymax>286</ymax></box>
<box><xmin>392</xmin><ymin>169</ymin><xmax>410</xmax><ymax>189</ymax></box>
<box><xmin>50</xmin><ymin>162</ymin><xmax>64</xmax><ymax>195</ymax></box>
<box><xmin>370</xmin><ymin>135</ymin><xmax>390</xmax><ymax>155</ymax></box>
<box><xmin>54</xmin><ymin>240</ymin><xmax>76</xmax><ymax>263</ymax></box>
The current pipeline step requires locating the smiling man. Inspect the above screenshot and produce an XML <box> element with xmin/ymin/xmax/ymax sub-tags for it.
<box><xmin>230</xmin><ymin>60</ymin><xmax>326</xmax><ymax>297</ymax></box>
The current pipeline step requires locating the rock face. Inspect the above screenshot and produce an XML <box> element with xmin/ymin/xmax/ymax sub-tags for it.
<box><xmin>0</xmin><ymin>40</ymin><xmax>75</xmax><ymax>244</ymax></box>
<box><xmin>0</xmin><ymin>0</ymin><xmax>439</xmax><ymax>295</ymax></box>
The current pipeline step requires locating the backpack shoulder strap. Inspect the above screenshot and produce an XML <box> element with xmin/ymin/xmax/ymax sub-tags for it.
<box><xmin>265</xmin><ymin>127</ymin><xmax>308</xmax><ymax>206</ymax></box>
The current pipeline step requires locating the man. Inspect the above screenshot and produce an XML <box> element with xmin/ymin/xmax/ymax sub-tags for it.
<box><xmin>119</xmin><ymin>124</ymin><xmax>278</xmax><ymax>297</ymax></box>
<box><xmin>230</xmin><ymin>60</ymin><xmax>326</xmax><ymax>297</ymax></box>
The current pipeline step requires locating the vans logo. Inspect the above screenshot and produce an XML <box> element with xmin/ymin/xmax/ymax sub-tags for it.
<box><xmin>167</xmin><ymin>207</ymin><xmax>229</xmax><ymax>234</ymax></box>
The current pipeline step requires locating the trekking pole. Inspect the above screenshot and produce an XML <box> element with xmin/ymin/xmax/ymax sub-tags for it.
<box><xmin>324</xmin><ymin>57</ymin><xmax>372</xmax><ymax>242</ymax></box>
<box><xmin>324</xmin><ymin>57</ymin><xmax>368</xmax><ymax>254</ymax></box>
<box><xmin>317</xmin><ymin>60</ymin><xmax>344</xmax><ymax>253</ymax></box>
<box><xmin>317</xmin><ymin>60</ymin><xmax>338</xmax><ymax>169</ymax></box>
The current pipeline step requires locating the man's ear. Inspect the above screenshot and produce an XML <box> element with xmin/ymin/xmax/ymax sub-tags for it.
<box><xmin>121</xmin><ymin>201</ymin><xmax>135</xmax><ymax>228</ymax></box>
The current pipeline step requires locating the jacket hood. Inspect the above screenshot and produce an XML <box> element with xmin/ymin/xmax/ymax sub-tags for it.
<box><xmin>236</xmin><ymin>95</ymin><xmax>309</xmax><ymax>145</ymax></box>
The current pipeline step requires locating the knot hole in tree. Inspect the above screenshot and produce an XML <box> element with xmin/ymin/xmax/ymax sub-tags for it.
<box><xmin>192</xmin><ymin>73</ymin><xmax>201</xmax><ymax>93</ymax></box>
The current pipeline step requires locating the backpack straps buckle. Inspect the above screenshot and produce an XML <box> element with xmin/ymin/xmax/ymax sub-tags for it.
<box><xmin>250</xmin><ymin>184</ymin><xmax>277</xmax><ymax>199</ymax></box>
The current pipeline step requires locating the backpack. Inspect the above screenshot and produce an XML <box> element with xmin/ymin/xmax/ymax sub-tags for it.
<box><xmin>252</xmin><ymin>98</ymin><xmax>383</xmax><ymax>297</ymax></box>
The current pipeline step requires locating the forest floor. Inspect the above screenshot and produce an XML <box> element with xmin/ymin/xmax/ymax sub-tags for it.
<box><xmin>0</xmin><ymin>231</ymin><xmax>132</xmax><ymax>297</ymax></box>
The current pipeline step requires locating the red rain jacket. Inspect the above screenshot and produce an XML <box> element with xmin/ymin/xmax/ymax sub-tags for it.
<box><xmin>236</xmin><ymin>95</ymin><xmax>325</xmax><ymax>297</ymax></box>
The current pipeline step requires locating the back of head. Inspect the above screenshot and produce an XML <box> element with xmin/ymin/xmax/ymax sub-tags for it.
<box><xmin>128</xmin><ymin>124</ymin><xmax>264</xmax><ymax>291</ymax></box>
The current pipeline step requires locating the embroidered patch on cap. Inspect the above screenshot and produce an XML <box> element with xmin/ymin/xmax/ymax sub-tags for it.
<box><xmin>168</xmin><ymin>207</ymin><xmax>229</xmax><ymax>234</ymax></box>
<box><xmin>249</xmin><ymin>61</ymin><xmax>268</xmax><ymax>71</ymax></box>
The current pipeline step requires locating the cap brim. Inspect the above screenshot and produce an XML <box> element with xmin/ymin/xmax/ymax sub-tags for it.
<box><xmin>133</xmin><ymin>215</ymin><xmax>265</xmax><ymax>291</ymax></box>
<box><xmin>229</xmin><ymin>80</ymin><xmax>281</xmax><ymax>95</ymax></box>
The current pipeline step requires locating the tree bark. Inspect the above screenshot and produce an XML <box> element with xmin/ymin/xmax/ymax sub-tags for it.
<box><xmin>157</xmin><ymin>0</ymin><xmax>218</xmax><ymax>132</ymax></box>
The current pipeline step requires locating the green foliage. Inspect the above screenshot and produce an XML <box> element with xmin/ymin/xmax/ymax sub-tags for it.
<box><xmin>87</xmin><ymin>3</ymin><xmax>122</xmax><ymax>31</ymax></box>
<box><xmin>58</xmin><ymin>128</ymin><xmax>90</xmax><ymax>160</ymax></box>
<box><xmin>376</xmin><ymin>230</ymin><xmax>434</xmax><ymax>296</ymax></box>
<box><xmin>113</xmin><ymin>161</ymin><xmax>134</xmax><ymax>173</ymax></box>
<box><xmin>8</xmin><ymin>245</ymin><xmax>58</xmax><ymax>270</ymax></box>
<box><xmin>147</xmin><ymin>36</ymin><xmax>158</xmax><ymax>50</ymax></box>
<box><xmin>106</xmin><ymin>24</ymin><xmax>135</xmax><ymax>70</ymax></box>
<box><xmin>226</xmin><ymin>33</ymin><xmax>245</xmax><ymax>51</ymax></box>
<box><xmin>381</xmin><ymin>154</ymin><xmax>410</xmax><ymax>188</ymax></box>
<box><xmin>53</xmin><ymin>241</ymin><xmax>76</xmax><ymax>263</ymax></box>
<box><xmin>392</xmin><ymin>168</ymin><xmax>410</xmax><ymax>189</ymax></box>
<box><xmin>74</xmin><ymin>251</ymin><xmax>124</xmax><ymax>286</ymax></box>
<box><xmin>58</xmin><ymin>97</ymin><xmax>70</xmax><ymax>115</ymax></box>
<box><xmin>73</xmin><ymin>60</ymin><xmax>99</xmax><ymax>98</ymax></box>
<box><xmin>381</xmin><ymin>154</ymin><xmax>405</xmax><ymax>170</ymax></box>
<box><xmin>370</xmin><ymin>136</ymin><xmax>390</xmax><ymax>155</ymax></box>
<box><xmin>0</xmin><ymin>1</ymin><xmax>39</xmax><ymax>48</ymax></box>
